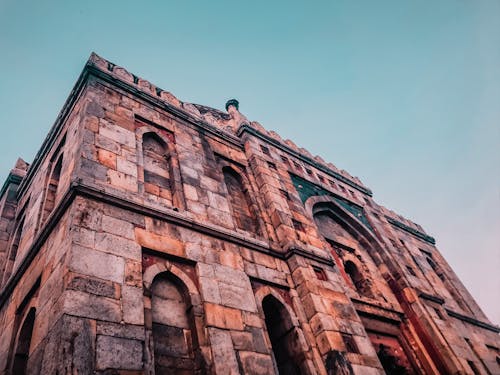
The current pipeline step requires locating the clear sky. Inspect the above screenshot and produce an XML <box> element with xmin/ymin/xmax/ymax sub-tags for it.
<box><xmin>0</xmin><ymin>0</ymin><xmax>498</xmax><ymax>323</ymax></box>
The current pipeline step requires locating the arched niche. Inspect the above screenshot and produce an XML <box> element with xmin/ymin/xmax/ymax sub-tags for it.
<box><xmin>41</xmin><ymin>153</ymin><xmax>63</xmax><ymax>225</ymax></box>
<box><xmin>136</xmin><ymin>126</ymin><xmax>185</xmax><ymax>210</ymax></box>
<box><xmin>11</xmin><ymin>307</ymin><xmax>36</xmax><ymax>375</ymax></box>
<box><xmin>343</xmin><ymin>260</ymin><xmax>373</xmax><ymax>298</ymax></box>
<box><xmin>262</xmin><ymin>295</ymin><xmax>303</xmax><ymax>375</ymax></box>
<box><xmin>150</xmin><ymin>272</ymin><xmax>200</xmax><ymax>374</ymax></box>
<box><xmin>143</xmin><ymin>262</ymin><xmax>207</xmax><ymax>374</ymax></box>
<box><xmin>222</xmin><ymin>166</ymin><xmax>259</xmax><ymax>234</ymax></box>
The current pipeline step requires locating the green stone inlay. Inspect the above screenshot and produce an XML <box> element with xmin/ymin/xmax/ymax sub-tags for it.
<box><xmin>291</xmin><ymin>174</ymin><xmax>373</xmax><ymax>231</ymax></box>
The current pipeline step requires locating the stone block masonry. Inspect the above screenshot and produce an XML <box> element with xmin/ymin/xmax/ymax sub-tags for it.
<box><xmin>0</xmin><ymin>53</ymin><xmax>498</xmax><ymax>375</ymax></box>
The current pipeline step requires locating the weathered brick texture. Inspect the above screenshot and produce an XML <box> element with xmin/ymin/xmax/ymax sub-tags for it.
<box><xmin>0</xmin><ymin>53</ymin><xmax>497</xmax><ymax>375</ymax></box>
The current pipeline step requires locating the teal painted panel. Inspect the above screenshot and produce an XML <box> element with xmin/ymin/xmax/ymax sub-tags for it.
<box><xmin>291</xmin><ymin>174</ymin><xmax>373</xmax><ymax>232</ymax></box>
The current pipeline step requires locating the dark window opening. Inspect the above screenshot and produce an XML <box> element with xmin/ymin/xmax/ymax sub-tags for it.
<box><xmin>260</xmin><ymin>145</ymin><xmax>270</xmax><ymax>156</ymax></box>
<box><xmin>313</xmin><ymin>266</ymin><xmax>327</xmax><ymax>281</ymax></box>
<box><xmin>268</xmin><ymin>161</ymin><xmax>277</xmax><ymax>170</ymax></box>
<box><xmin>467</xmin><ymin>360</ymin><xmax>480</xmax><ymax>375</ymax></box>
<box><xmin>279</xmin><ymin>189</ymin><xmax>290</xmax><ymax>201</ymax></box>
<box><xmin>344</xmin><ymin>261</ymin><xmax>372</xmax><ymax>298</ymax></box>
<box><xmin>11</xmin><ymin>307</ymin><xmax>36</xmax><ymax>375</ymax></box>
<box><xmin>292</xmin><ymin>219</ymin><xmax>305</xmax><ymax>232</ymax></box>
<box><xmin>341</xmin><ymin>333</ymin><xmax>359</xmax><ymax>353</ymax></box>
<box><xmin>377</xmin><ymin>343</ymin><xmax>411</xmax><ymax>375</ymax></box>
<box><xmin>328</xmin><ymin>180</ymin><xmax>336</xmax><ymax>188</ymax></box>
<box><xmin>262</xmin><ymin>296</ymin><xmax>302</xmax><ymax>375</ymax></box>
<box><xmin>293</xmin><ymin>161</ymin><xmax>301</xmax><ymax>170</ymax></box>
<box><xmin>306</xmin><ymin>168</ymin><xmax>313</xmax><ymax>176</ymax></box>
<box><xmin>280</xmin><ymin>155</ymin><xmax>289</xmax><ymax>164</ymax></box>
<box><xmin>419</xmin><ymin>248</ymin><xmax>433</xmax><ymax>257</ymax></box>
<box><xmin>406</xmin><ymin>266</ymin><xmax>417</xmax><ymax>277</ymax></box>
<box><xmin>318</xmin><ymin>175</ymin><xmax>325</xmax><ymax>182</ymax></box>
<box><xmin>434</xmin><ymin>307</ymin><xmax>444</xmax><ymax>320</ymax></box>
<box><xmin>41</xmin><ymin>154</ymin><xmax>63</xmax><ymax>224</ymax></box>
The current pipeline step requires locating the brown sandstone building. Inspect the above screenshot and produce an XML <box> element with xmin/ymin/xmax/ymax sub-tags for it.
<box><xmin>0</xmin><ymin>53</ymin><xmax>498</xmax><ymax>374</ymax></box>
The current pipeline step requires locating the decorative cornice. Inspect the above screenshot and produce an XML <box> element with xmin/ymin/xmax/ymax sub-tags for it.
<box><xmin>385</xmin><ymin>216</ymin><xmax>436</xmax><ymax>245</ymax></box>
<box><xmin>237</xmin><ymin>124</ymin><xmax>373</xmax><ymax>196</ymax></box>
<box><xmin>445</xmin><ymin>309</ymin><xmax>500</xmax><ymax>333</ymax></box>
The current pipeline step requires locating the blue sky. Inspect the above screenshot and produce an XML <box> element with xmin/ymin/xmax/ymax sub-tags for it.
<box><xmin>0</xmin><ymin>0</ymin><xmax>498</xmax><ymax>322</ymax></box>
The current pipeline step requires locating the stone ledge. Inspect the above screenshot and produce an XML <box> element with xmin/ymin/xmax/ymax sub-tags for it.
<box><xmin>445</xmin><ymin>308</ymin><xmax>500</xmax><ymax>333</ymax></box>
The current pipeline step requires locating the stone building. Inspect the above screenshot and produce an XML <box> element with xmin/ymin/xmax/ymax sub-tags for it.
<box><xmin>0</xmin><ymin>53</ymin><xmax>498</xmax><ymax>375</ymax></box>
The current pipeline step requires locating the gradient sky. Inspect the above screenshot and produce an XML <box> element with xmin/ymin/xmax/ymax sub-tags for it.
<box><xmin>0</xmin><ymin>0</ymin><xmax>498</xmax><ymax>323</ymax></box>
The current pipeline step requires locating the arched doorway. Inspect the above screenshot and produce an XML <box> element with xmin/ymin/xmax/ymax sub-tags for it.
<box><xmin>262</xmin><ymin>295</ymin><xmax>301</xmax><ymax>375</ymax></box>
<box><xmin>11</xmin><ymin>307</ymin><xmax>36</xmax><ymax>375</ymax></box>
<box><xmin>151</xmin><ymin>273</ymin><xmax>201</xmax><ymax>374</ymax></box>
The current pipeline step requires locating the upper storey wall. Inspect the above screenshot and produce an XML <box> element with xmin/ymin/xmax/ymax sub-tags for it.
<box><xmin>0</xmin><ymin>92</ymin><xmax>85</xmax><ymax>284</ymax></box>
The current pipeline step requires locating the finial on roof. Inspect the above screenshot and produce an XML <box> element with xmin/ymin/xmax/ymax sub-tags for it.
<box><xmin>225</xmin><ymin>99</ymin><xmax>239</xmax><ymax>111</ymax></box>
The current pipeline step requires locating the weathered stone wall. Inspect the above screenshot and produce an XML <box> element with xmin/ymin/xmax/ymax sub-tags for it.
<box><xmin>0</xmin><ymin>53</ymin><xmax>497</xmax><ymax>375</ymax></box>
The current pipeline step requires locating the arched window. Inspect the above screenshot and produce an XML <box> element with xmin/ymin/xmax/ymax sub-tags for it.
<box><xmin>344</xmin><ymin>261</ymin><xmax>372</xmax><ymax>298</ymax></box>
<box><xmin>11</xmin><ymin>307</ymin><xmax>36</xmax><ymax>375</ymax></box>
<box><xmin>1</xmin><ymin>216</ymin><xmax>25</xmax><ymax>285</ymax></box>
<box><xmin>222</xmin><ymin>167</ymin><xmax>258</xmax><ymax>233</ymax></box>
<box><xmin>262</xmin><ymin>295</ymin><xmax>302</xmax><ymax>375</ymax></box>
<box><xmin>142</xmin><ymin>132</ymin><xmax>172</xmax><ymax>201</ymax></box>
<box><xmin>41</xmin><ymin>154</ymin><xmax>63</xmax><ymax>224</ymax></box>
<box><xmin>151</xmin><ymin>274</ymin><xmax>198</xmax><ymax>373</ymax></box>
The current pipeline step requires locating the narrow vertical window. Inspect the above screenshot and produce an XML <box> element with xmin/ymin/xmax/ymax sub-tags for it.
<box><xmin>344</xmin><ymin>260</ymin><xmax>372</xmax><ymax>298</ymax></box>
<box><xmin>41</xmin><ymin>154</ymin><xmax>63</xmax><ymax>224</ymax></box>
<box><xmin>262</xmin><ymin>295</ymin><xmax>302</xmax><ymax>374</ymax></box>
<box><xmin>2</xmin><ymin>216</ymin><xmax>25</xmax><ymax>284</ymax></box>
<box><xmin>142</xmin><ymin>132</ymin><xmax>172</xmax><ymax>203</ymax></box>
<box><xmin>11</xmin><ymin>307</ymin><xmax>36</xmax><ymax>375</ymax></box>
<box><xmin>223</xmin><ymin>167</ymin><xmax>258</xmax><ymax>234</ymax></box>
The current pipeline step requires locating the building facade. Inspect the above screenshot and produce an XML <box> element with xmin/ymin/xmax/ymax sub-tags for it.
<box><xmin>0</xmin><ymin>53</ymin><xmax>498</xmax><ymax>374</ymax></box>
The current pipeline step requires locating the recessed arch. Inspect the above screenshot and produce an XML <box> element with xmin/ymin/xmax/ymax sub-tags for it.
<box><xmin>222</xmin><ymin>166</ymin><xmax>259</xmax><ymax>234</ymax></box>
<box><xmin>306</xmin><ymin>195</ymin><xmax>386</xmax><ymax>266</ymax></box>
<box><xmin>136</xmin><ymin>126</ymin><xmax>185</xmax><ymax>210</ymax></box>
<box><xmin>150</xmin><ymin>272</ymin><xmax>197</xmax><ymax>373</ymax></box>
<box><xmin>343</xmin><ymin>260</ymin><xmax>373</xmax><ymax>298</ymax></box>
<box><xmin>262</xmin><ymin>294</ymin><xmax>302</xmax><ymax>375</ymax></box>
<box><xmin>11</xmin><ymin>307</ymin><xmax>36</xmax><ymax>375</ymax></box>
<box><xmin>143</xmin><ymin>261</ymin><xmax>208</xmax><ymax>374</ymax></box>
<box><xmin>41</xmin><ymin>153</ymin><xmax>63</xmax><ymax>225</ymax></box>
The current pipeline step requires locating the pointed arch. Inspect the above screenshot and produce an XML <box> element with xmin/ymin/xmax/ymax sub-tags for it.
<box><xmin>142</xmin><ymin>132</ymin><xmax>172</xmax><ymax>196</ymax></box>
<box><xmin>136</xmin><ymin>126</ymin><xmax>185</xmax><ymax>210</ymax></box>
<box><xmin>253</xmin><ymin>287</ymin><xmax>311</xmax><ymax>374</ymax></box>
<box><xmin>143</xmin><ymin>262</ymin><xmax>207</xmax><ymax>374</ymax></box>
<box><xmin>150</xmin><ymin>272</ymin><xmax>198</xmax><ymax>373</ymax></box>
<box><xmin>262</xmin><ymin>294</ymin><xmax>303</xmax><ymax>374</ymax></box>
<box><xmin>222</xmin><ymin>166</ymin><xmax>259</xmax><ymax>234</ymax></box>
<box><xmin>11</xmin><ymin>307</ymin><xmax>36</xmax><ymax>375</ymax></box>
<box><xmin>41</xmin><ymin>153</ymin><xmax>63</xmax><ymax>225</ymax></box>
<box><xmin>1</xmin><ymin>216</ymin><xmax>25</xmax><ymax>285</ymax></box>
<box><xmin>306</xmin><ymin>195</ymin><xmax>387</xmax><ymax>265</ymax></box>
<box><xmin>343</xmin><ymin>260</ymin><xmax>373</xmax><ymax>298</ymax></box>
